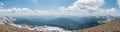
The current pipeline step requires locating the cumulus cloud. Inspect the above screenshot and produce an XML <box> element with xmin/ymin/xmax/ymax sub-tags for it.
<box><xmin>0</xmin><ymin>7</ymin><xmax>81</xmax><ymax>16</ymax></box>
<box><xmin>0</xmin><ymin>8</ymin><xmax>36</xmax><ymax>16</ymax></box>
<box><xmin>60</xmin><ymin>0</ymin><xmax>120</xmax><ymax>16</ymax></box>
<box><xmin>63</xmin><ymin>0</ymin><xmax>105</xmax><ymax>12</ymax></box>
<box><xmin>0</xmin><ymin>0</ymin><xmax>120</xmax><ymax>16</ymax></box>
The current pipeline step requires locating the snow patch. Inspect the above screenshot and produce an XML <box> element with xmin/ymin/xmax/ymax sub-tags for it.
<box><xmin>0</xmin><ymin>16</ymin><xmax>72</xmax><ymax>32</ymax></box>
<box><xmin>0</xmin><ymin>16</ymin><xmax>16</xmax><ymax>24</ymax></box>
<box><xmin>10</xmin><ymin>24</ymin><xmax>72</xmax><ymax>32</ymax></box>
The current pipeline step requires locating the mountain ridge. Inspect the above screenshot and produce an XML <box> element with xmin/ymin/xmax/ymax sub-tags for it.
<box><xmin>73</xmin><ymin>19</ymin><xmax>120</xmax><ymax>32</ymax></box>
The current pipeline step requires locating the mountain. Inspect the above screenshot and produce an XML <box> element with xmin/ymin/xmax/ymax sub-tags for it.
<box><xmin>0</xmin><ymin>16</ymin><xmax>40</xmax><ymax>32</ymax></box>
<box><xmin>13</xmin><ymin>16</ymin><xmax>101</xmax><ymax>30</ymax></box>
<box><xmin>0</xmin><ymin>16</ymin><xmax>72</xmax><ymax>32</ymax></box>
<box><xmin>73</xmin><ymin>19</ymin><xmax>120</xmax><ymax>32</ymax></box>
<box><xmin>45</xmin><ymin>17</ymin><xmax>82</xmax><ymax>30</ymax></box>
<box><xmin>45</xmin><ymin>17</ymin><xmax>99</xmax><ymax>30</ymax></box>
<box><xmin>13</xmin><ymin>15</ymin><xmax>118</xmax><ymax>30</ymax></box>
<box><xmin>0</xmin><ymin>24</ymin><xmax>40</xmax><ymax>32</ymax></box>
<box><xmin>10</xmin><ymin>15</ymin><xmax>120</xmax><ymax>31</ymax></box>
<box><xmin>14</xmin><ymin>17</ymin><xmax>45</xmax><ymax>26</ymax></box>
<box><xmin>0</xmin><ymin>16</ymin><xmax>16</xmax><ymax>24</ymax></box>
<box><xmin>1</xmin><ymin>15</ymin><xmax>120</xmax><ymax>32</ymax></box>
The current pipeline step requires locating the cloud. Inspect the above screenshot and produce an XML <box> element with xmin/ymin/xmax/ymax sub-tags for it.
<box><xmin>60</xmin><ymin>0</ymin><xmax>120</xmax><ymax>16</ymax></box>
<box><xmin>117</xmin><ymin>0</ymin><xmax>120</xmax><ymax>8</ymax></box>
<box><xmin>64</xmin><ymin>0</ymin><xmax>105</xmax><ymax>11</ymax></box>
<box><xmin>0</xmin><ymin>0</ymin><xmax>120</xmax><ymax>16</ymax></box>
<box><xmin>0</xmin><ymin>8</ymin><xmax>36</xmax><ymax>16</ymax></box>
<box><xmin>0</xmin><ymin>2</ymin><xmax>4</xmax><ymax>8</ymax></box>
<box><xmin>0</xmin><ymin>7</ymin><xmax>118</xmax><ymax>16</ymax></box>
<box><xmin>0</xmin><ymin>7</ymin><xmax>82</xmax><ymax>16</ymax></box>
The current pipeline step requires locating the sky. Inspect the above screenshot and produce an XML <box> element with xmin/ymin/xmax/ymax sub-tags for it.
<box><xmin>0</xmin><ymin>0</ymin><xmax>119</xmax><ymax>10</ymax></box>
<box><xmin>0</xmin><ymin>0</ymin><xmax>120</xmax><ymax>16</ymax></box>
<box><xmin>102</xmin><ymin>0</ymin><xmax>118</xmax><ymax>9</ymax></box>
<box><xmin>1</xmin><ymin>0</ymin><xmax>76</xmax><ymax>10</ymax></box>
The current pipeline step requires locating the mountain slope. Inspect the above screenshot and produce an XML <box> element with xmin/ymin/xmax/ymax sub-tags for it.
<box><xmin>74</xmin><ymin>19</ymin><xmax>120</xmax><ymax>32</ymax></box>
<box><xmin>46</xmin><ymin>17</ymin><xmax>82</xmax><ymax>30</ymax></box>
<box><xmin>0</xmin><ymin>24</ymin><xmax>40</xmax><ymax>32</ymax></box>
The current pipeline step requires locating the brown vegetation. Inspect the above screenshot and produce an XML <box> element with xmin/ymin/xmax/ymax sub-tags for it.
<box><xmin>0</xmin><ymin>24</ymin><xmax>41</xmax><ymax>32</ymax></box>
<box><xmin>74</xmin><ymin>20</ymin><xmax>120</xmax><ymax>32</ymax></box>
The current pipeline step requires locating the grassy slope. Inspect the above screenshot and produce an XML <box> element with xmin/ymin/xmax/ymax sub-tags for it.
<box><xmin>74</xmin><ymin>20</ymin><xmax>120</xmax><ymax>32</ymax></box>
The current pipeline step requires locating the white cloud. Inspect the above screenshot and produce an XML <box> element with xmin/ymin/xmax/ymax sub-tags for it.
<box><xmin>0</xmin><ymin>8</ymin><xmax>36</xmax><ymax>16</ymax></box>
<box><xmin>0</xmin><ymin>2</ymin><xmax>4</xmax><ymax>6</ymax></box>
<box><xmin>117</xmin><ymin>0</ymin><xmax>120</xmax><ymax>8</ymax></box>
<box><xmin>0</xmin><ymin>7</ymin><xmax>118</xmax><ymax>16</ymax></box>
<box><xmin>0</xmin><ymin>0</ymin><xmax>120</xmax><ymax>16</ymax></box>
<box><xmin>0</xmin><ymin>2</ymin><xmax>4</xmax><ymax>8</ymax></box>
<box><xmin>64</xmin><ymin>0</ymin><xmax>105</xmax><ymax>12</ymax></box>
<box><xmin>59</xmin><ymin>0</ymin><xmax>120</xmax><ymax>16</ymax></box>
<box><xmin>0</xmin><ymin>7</ymin><xmax>82</xmax><ymax>16</ymax></box>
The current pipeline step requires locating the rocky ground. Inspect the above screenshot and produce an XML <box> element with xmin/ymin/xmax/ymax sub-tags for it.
<box><xmin>0</xmin><ymin>24</ymin><xmax>41</xmax><ymax>32</ymax></box>
<box><xmin>74</xmin><ymin>19</ymin><xmax>120</xmax><ymax>32</ymax></box>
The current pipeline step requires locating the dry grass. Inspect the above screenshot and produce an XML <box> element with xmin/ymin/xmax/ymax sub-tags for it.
<box><xmin>0</xmin><ymin>24</ymin><xmax>41</xmax><ymax>32</ymax></box>
<box><xmin>74</xmin><ymin>20</ymin><xmax>120</xmax><ymax>32</ymax></box>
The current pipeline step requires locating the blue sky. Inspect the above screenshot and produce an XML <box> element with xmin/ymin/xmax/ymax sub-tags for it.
<box><xmin>1</xmin><ymin>0</ymin><xmax>76</xmax><ymax>10</ymax></box>
<box><xmin>0</xmin><ymin>0</ymin><xmax>120</xmax><ymax>16</ymax></box>
<box><xmin>0</xmin><ymin>0</ymin><xmax>119</xmax><ymax>10</ymax></box>
<box><xmin>102</xmin><ymin>0</ymin><xmax>119</xmax><ymax>9</ymax></box>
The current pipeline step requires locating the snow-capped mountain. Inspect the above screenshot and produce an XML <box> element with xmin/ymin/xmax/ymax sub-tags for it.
<box><xmin>0</xmin><ymin>16</ymin><xmax>72</xmax><ymax>32</ymax></box>
<box><xmin>0</xmin><ymin>16</ymin><xmax>16</xmax><ymax>24</ymax></box>
<box><xmin>0</xmin><ymin>15</ymin><xmax>120</xmax><ymax>32</ymax></box>
<box><xmin>12</xmin><ymin>15</ymin><xmax>120</xmax><ymax>30</ymax></box>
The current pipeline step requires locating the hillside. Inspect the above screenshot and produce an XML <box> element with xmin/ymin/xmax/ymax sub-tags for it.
<box><xmin>74</xmin><ymin>19</ymin><xmax>120</xmax><ymax>32</ymax></box>
<box><xmin>0</xmin><ymin>24</ymin><xmax>40</xmax><ymax>32</ymax></box>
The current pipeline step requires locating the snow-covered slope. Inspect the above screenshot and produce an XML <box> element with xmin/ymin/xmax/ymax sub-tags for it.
<box><xmin>30</xmin><ymin>25</ymin><xmax>72</xmax><ymax>32</ymax></box>
<box><xmin>0</xmin><ymin>16</ymin><xmax>120</xmax><ymax>32</ymax></box>
<box><xmin>0</xmin><ymin>16</ymin><xmax>16</xmax><ymax>24</ymax></box>
<box><xmin>0</xmin><ymin>16</ymin><xmax>72</xmax><ymax>32</ymax></box>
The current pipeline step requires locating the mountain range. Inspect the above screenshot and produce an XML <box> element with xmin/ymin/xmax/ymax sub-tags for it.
<box><xmin>0</xmin><ymin>15</ymin><xmax>120</xmax><ymax>32</ymax></box>
<box><xmin>13</xmin><ymin>15</ymin><xmax>119</xmax><ymax>30</ymax></box>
